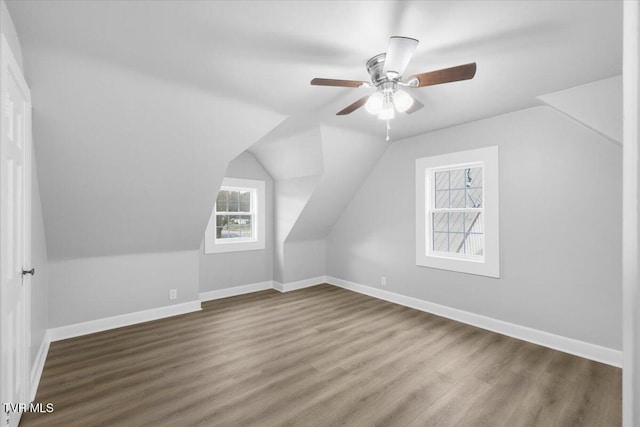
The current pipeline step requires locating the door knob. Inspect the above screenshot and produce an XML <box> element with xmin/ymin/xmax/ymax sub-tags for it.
<box><xmin>22</xmin><ymin>268</ymin><xmax>34</xmax><ymax>276</ymax></box>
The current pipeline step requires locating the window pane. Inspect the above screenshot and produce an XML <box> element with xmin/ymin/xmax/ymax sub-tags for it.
<box><xmin>216</xmin><ymin>191</ymin><xmax>228</xmax><ymax>212</ymax></box>
<box><xmin>435</xmin><ymin>190</ymin><xmax>448</xmax><ymax>209</ymax></box>
<box><xmin>450</xmin><ymin>169</ymin><xmax>465</xmax><ymax>189</ymax></box>
<box><xmin>466</xmin><ymin>187</ymin><xmax>483</xmax><ymax>208</ymax></box>
<box><xmin>228</xmin><ymin>191</ymin><xmax>239</xmax><ymax>212</ymax></box>
<box><xmin>449</xmin><ymin>189</ymin><xmax>466</xmax><ymax>208</ymax></box>
<box><xmin>432</xmin><ymin>212</ymin><xmax>484</xmax><ymax>256</ymax></box>
<box><xmin>433</xmin><ymin>212</ymin><xmax>448</xmax><ymax>232</ymax></box>
<box><xmin>449</xmin><ymin>212</ymin><xmax>464</xmax><ymax>233</ymax></box>
<box><xmin>228</xmin><ymin>215</ymin><xmax>252</xmax><ymax>238</ymax></box>
<box><xmin>433</xmin><ymin>232</ymin><xmax>448</xmax><ymax>252</ymax></box>
<box><xmin>435</xmin><ymin>171</ymin><xmax>449</xmax><ymax>191</ymax></box>
<box><xmin>449</xmin><ymin>232</ymin><xmax>465</xmax><ymax>254</ymax></box>
<box><xmin>464</xmin><ymin>232</ymin><xmax>484</xmax><ymax>256</ymax></box>
<box><xmin>239</xmin><ymin>191</ymin><xmax>251</xmax><ymax>212</ymax></box>
<box><xmin>217</xmin><ymin>215</ymin><xmax>230</xmax><ymax>238</ymax></box>
<box><xmin>463</xmin><ymin>212</ymin><xmax>484</xmax><ymax>255</ymax></box>
<box><xmin>465</xmin><ymin>212</ymin><xmax>483</xmax><ymax>234</ymax></box>
<box><xmin>466</xmin><ymin>167</ymin><xmax>482</xmax><ymax>188</ymax></box>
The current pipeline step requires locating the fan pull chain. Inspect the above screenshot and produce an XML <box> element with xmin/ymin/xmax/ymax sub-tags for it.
<box><xmin>386</xmin><ymin>120</ymin><xmax>390</xmax><ymax>142</ymax></box>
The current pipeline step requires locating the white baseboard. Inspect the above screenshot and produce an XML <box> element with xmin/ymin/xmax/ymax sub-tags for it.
<box><xmin>43</xmin><ymin>274</ymin><xmax>619</xmax><ymax>371</ymax></box>
<box><xmin>48</xmin><ymin>301</ymin><xmax>202</xmax><ymax>342</ymax></box>
<box><xmin>200</xmin><ymin>281</ymin><xmax>273</xmax><ymax>302</ymax></box>
<box><xmin>325</xmin><ymin>276</ymin><xmax>622</xmax><ymax>368</ymax></box>
<box><xmin>272</xmin><ymin>276</ymin><xmax>327</xmax><ymax>293</ymax></box>
<box><xmin>29</xmin><ymin>330</ymin><xmax>50</xmax><ymax>401</ymax></box>
<box><xmin>47</xmin><ymin>276</ymin><xmax>328</xmax><ymax>344</ymax></box>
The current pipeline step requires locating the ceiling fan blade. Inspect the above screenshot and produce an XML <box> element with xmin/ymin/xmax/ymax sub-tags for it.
<box><xmin>407</xmin><ymin>63</ymin><xmax>477</xmax><ymax>88</ymax></box>
<box><xmin>336</xmin><ymin>96</ymin><xmax>370</xmax><ymax>115</ymax></box>
<box><xmin>382</xmin><ymin>36</ymin><xmax>419</xmax><ymax>78</ymax></box>
<box><xmin>405</xmin><ymin>98</ymin><xmax>424</xmax><ymax>114</ymax></box>
<box><xmin>311</xmin><ymin>78</ymin><xmax>370</xmax><ymax>88</ymax></box>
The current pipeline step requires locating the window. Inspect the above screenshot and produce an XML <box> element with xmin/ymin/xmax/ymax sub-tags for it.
<box><xmin>431</xmin><ymin>166</ymin><xmax>484</xmax><ymax>259</ymax></box>
<box><xmin>416</xmin><ymin>146</ymin><xmax>499</xmax><ymax>277</ymax></box>
<box><xmin>204</xmin><ymin>178</ymin><xmax>265</xmax><ymax>254</ymax></box>
<box><xmin>216</xmin><ymin>188</ymin><xmax>255</xmax><ymax>241</ymax></box>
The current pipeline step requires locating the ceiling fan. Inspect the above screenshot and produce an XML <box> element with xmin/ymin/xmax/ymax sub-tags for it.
<box><xmin>311</xmin><ymin>36</ymin><xmax>476</xmax><ymax>138</ymax></box>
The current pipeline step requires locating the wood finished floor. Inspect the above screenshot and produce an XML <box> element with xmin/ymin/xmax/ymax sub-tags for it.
<box><xmin>22</xmin><ymin>284</ymin><xmax>621</xmax><ymax>427</ymax></box>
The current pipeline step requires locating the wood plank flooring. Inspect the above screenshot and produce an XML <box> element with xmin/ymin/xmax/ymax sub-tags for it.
<box><xmin>21</xmin><ymin>284</ymin><xmax>621</xmax><ymax>426</ymax></box>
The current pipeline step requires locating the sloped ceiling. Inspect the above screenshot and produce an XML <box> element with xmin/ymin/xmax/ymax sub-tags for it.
<box><xmin>248</xmin><ymin>121</ymin><xmax>388</xmax><ymax>282</ymax></box>
<box><xmin>286</xmin><ymin>125</ymin><xmax>388</xmax><ymax>242</ymax></box>
<box><xmin>6</xmin><ymin>1</ymin><xmax>622</xmax><ymax>259</ymax></box>
<box><xmin>23</xmin><ymin>47</ymin><xmax>284</xmax><ymax>259</ymax></box>
<box><xmin>538</xmin><ymin>75</ymin><xmax>622</xmax><ymax>144</ymax></box>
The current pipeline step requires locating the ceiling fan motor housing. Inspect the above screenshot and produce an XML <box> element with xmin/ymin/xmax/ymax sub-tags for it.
<box><xmin>366</xmin><ymin>53</ymin><xmax>389</xmax><ymax>86</ymax></box>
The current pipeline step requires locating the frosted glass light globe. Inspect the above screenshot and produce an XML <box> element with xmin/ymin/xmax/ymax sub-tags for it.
<box><xmin>365</xmin><ymin>92</ymin><xmax>383</xmax><ymax>114</ymax></box>
<box><xmin>393</xmin><ymin>89</ymin><xmax>414</xmax><ymax>112</ymax></box>
<box><xmin>378</xmin><ymin>100</ymin><xmax>395</xmax><ymax>120</ymax></box>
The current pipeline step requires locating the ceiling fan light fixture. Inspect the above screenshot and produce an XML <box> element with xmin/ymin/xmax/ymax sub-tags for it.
<box><xmin>393</xmin><ymin>89</ymin><xmax>414</xmax><ymax>112</ymax></box>
<box><xmin>378</xmin><ymin>100</ymin><xmax>395</xmax><ymax>120</ymax></box>
<box><xmin>365</xmin><ymin>92</ymin><xmax>384</xmax><ymax>114</ymax></box>
<box><xmin>311</xmin><ymin>36</ymin><xmax>477</xmax><ymax>140</ymax></box>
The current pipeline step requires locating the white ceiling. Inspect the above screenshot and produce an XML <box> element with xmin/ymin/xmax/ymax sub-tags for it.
<box><xmin>5</xmin><ymin>0</ymin><xmax>622</xmax><ymax>259</ymax></box>
<box><xmin>8</xmin><ymin>0</ymin><xmax>622</xmax><ymax>139</ymax></box>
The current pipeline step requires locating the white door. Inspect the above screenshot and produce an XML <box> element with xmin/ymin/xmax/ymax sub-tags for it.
<box><xmin>0</xmin><ymin>34</ymin><xmax>32</xmax><ymax>427</ymax></box>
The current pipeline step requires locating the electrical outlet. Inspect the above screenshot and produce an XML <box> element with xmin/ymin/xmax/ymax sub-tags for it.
<box><xmin>169</xmin><ymin>289</ymin><xmax>177</xmax><ymax>300</ymax></box>
<box><xmin>381</xmin><ymin>276</ymin><xmax>387</xmax><ymax>286</ymax></box>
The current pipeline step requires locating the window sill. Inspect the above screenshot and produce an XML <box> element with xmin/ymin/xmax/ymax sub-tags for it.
<box><xmin>204</xmin><ymin>240</ymin><xmax>265</xmax><ymax>254</ymax></box>
<box><xmin>416</xmin><ymin>254</ymin><xmax>499</xmax><ymax>278</ymax></box>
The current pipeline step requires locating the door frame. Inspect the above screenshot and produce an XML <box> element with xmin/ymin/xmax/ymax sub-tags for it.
<box><xmin>623</xmin><ymin>2</ymin><xmax>639</xmax><ymax>426</ymax></box>
<box><xmin>0</xmin><ymin>32</ymin><xmax>33</xmax><ymax>424</ymax></box>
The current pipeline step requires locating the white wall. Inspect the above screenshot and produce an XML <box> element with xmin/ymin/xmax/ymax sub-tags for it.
<box><xmin>48</xmin><ymin>250</ymin><xmax>198</xmax><ymax>328</ymax></box>
<box><xmin>199</xmin><ymin>152</ymin><xmax>274</xmax><ymax>292</ymax></box>
<box><xmin>327</xmin><ymin>106</ymin><xmax>622</xmax><ymax>350</ymax></box>
<box><xmin>1</xmin><ymin>0</ymin><xmax>49</xmax><ymax>372</ymax></box>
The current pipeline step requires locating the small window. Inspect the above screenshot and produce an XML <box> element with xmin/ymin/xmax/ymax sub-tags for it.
<box><xmin>204</xmin><ymin>178</ymin><xmax>265</xmax><ymax>254</ymax></box>
<box><xmin>416</xmin><ymin>146</ymin><xmax>499</xmax><ymax>277</ymax></box>
<box><xmin>215</xmin><ymin>188</ymin><xmax>255</xmax><ymax>241</ymax></box>
<box><xmin>431</xmin><ymin>166</ymin><xmax>484</xmax><ymax>259</ymax></box>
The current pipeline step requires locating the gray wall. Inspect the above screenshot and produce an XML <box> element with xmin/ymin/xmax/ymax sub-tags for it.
<box><xmin>199</xmin><ymin>152</ymin><xmax>274</xmax><ymax>292</ymax></box>
<box><xmin>326</xmin><ymin>106</ymin><xmax>622</xmax><ymax>350</ymax></box>
<box><xmin>2</xmin><ymin>0</ymin><xmax>50</xmax><ymax>368</ymax></box>
<box><xmin>282</xmin><ymin>239</ymin><xmax>326</xmax><ymax>283</ymax></box>
<box><xmin>48</xmin><ymin>250</ymin><xmax>198</xmax><ymax>328</ymax></box>
<box><xmin>1</xmin><ymin>0</ymin><xmax>22</xmax><ymax>69</ymax></box>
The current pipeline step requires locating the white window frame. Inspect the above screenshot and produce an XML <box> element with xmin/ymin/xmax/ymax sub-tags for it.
<box><xmin>204</xmin><ymin>177</ymin><xmax>265</xmax><ymax>254</ymax></box>
<box><xmin>416</xmin><ymin>146</ymin><xmax>500</xmax><ymax>278</ymax></box>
